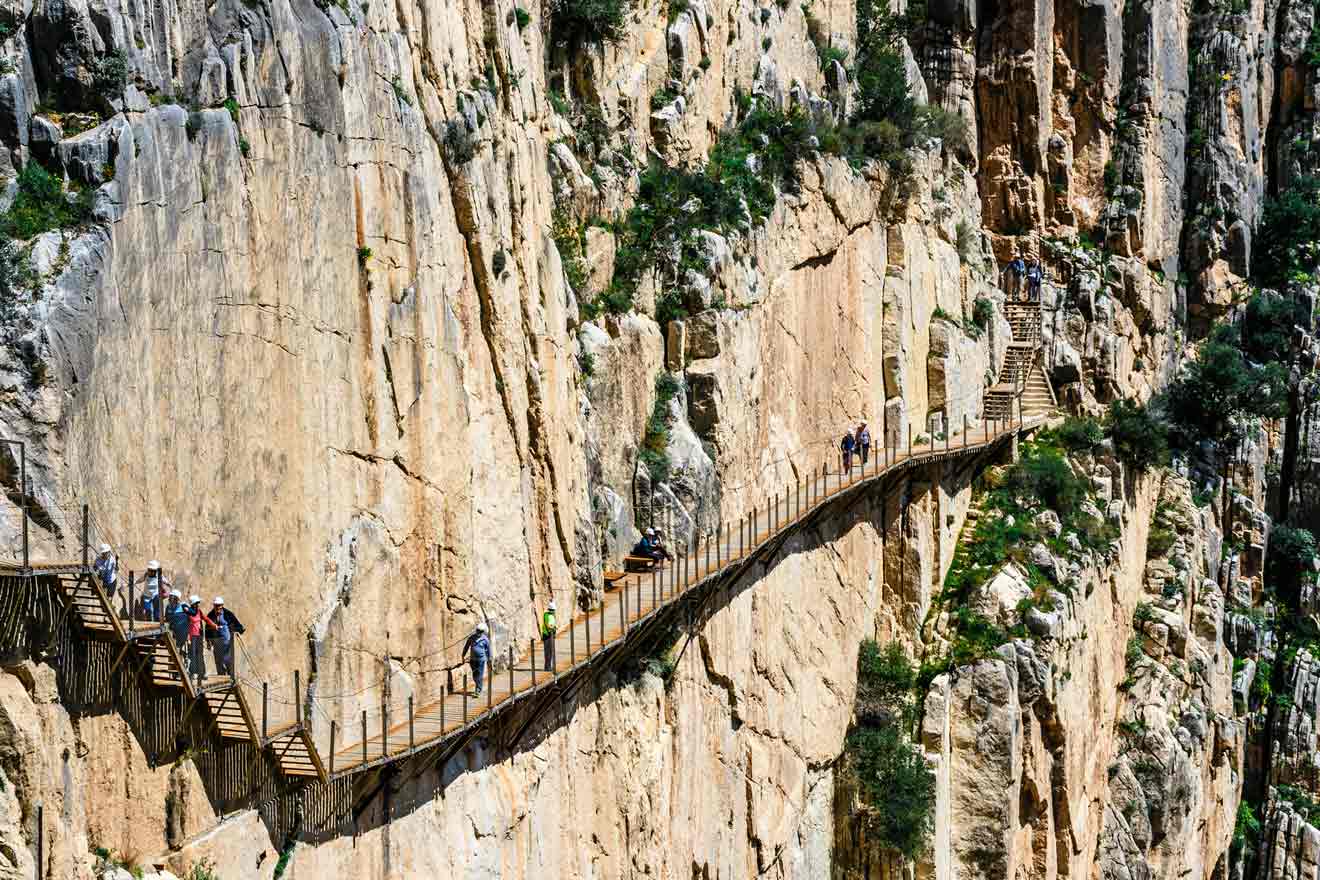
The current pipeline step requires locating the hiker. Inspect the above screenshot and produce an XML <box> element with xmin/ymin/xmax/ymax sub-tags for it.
<box><xmin>841</xmin><ymin>430</ymin><xmax>856</xmax><ymax>472</ymax></box>
<box><xmin>165</xmin><ymin>590</ymin><xmax>189</xmax><ymax>650</ymax></box>
<box><xmin>93</xmin><ymin>543</ymin><xmax>118</xmax><ymax>599</ymax></box>
<box><xmin>652</xmin><ymin>528</ymin><xmax>673</xmax><ymax>561</ymax></box>
<box><xmin>1007</xmin><ymin>254</ymin><xmax>1026</xmax><ymax>299</ymax></box>
<box><xmin>855</xmin><ymin>422</ymin><xmax>872</xmax><ymax>467</ymax></box>
<box><xmin>541</xmin><ymin>600</ymin><xmax>558</xmax><ymax>671</ymax></box>
<box><xmin>145</xmin><ymin>581</ymin><xmax>170</xmax><ymax>622</ymax></box>
<box><xmin>634</xmin><ymin>528</ymin><xmax>671</xmax><ymax>562</ymax></box>
<box><xmin>462</xmin><ymin>621</ymin><xmax>491</xmax><ymax>695</ymax></box>
<box><xmin>185</xmin><ymin>595</ymin><xmax>217</xmax><ymax>686</ymax></box>
<box><xmin>1026</xmin><ymin>260</ymin><xmax>1043</xmax><ymax>301</ymax></box>
<box><xmin>206</xmin><ymin>596</ymin><xmax>245</xmax><ymax>677</ymax></box>
<box><xmin>142</xmin><ymin>561</ymin><xmax>171</xmax><ymax>620</ymax></box>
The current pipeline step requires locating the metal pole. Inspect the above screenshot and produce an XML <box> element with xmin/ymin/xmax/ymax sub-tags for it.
<box><xmin>381</xmin><ymin>696</ymin><xmax>387</xmax><ymax>757</ymax></box>
<box><xmin>463</xmin><ymin>675</ymin><xmax>469</xmax><ymax>721</ymax></box>
<box><xmin>329</xmin><ymin>721</ymin><xmax>336</xmax><ymax>775</ymax></box>
<box><xmin>964</xmin><ymin>414</ymin><xmax>968</xmax><ymax>448</ymax></box>
<box><xmin>599</xmin><ymin>594</ymin><xmax>605</xmax><ymax>643</ymax></box>
<box><xmin>531</xmin><ymin>638</ymin><xmax>537</xmax><ymax>685</ymax></box>
<box><xmin>571</xmin><ymin>612</ymin><xmax>576</xmax><ymax>663</ymax></box>
<box><xmin>620</xmin><ymin>583</ymin><xmax>626</xmax><ymax>632</ymax></box>
<box><xmin>262</xmin><ymin>682</ymin><xmax>268</xmax><ymax>740</ymax></box>
<box><xmin>441</xmin><ymin>683</ymin><xmax>446</xmax><ymax>730</ymax></box>
<box><xmin>409</xmin><ymin>696</ymin><xmax>414</xmax><ymax>750</ymax></box>
<box><xmin>508</xmin><ymin>644</ymin><xmax>514</xmax><ymax>697</ymax></box>
<box><xmin>652</xmin><ymin>569</ymin><xmax>657</xmax><ymax>611</ymax></box>
<box><xmin>17</xmin><ymin>443</ymin><xmax>26</xmax><ymax>571</ymax></box>
<box><xmin>487</xmin><ymin>664</ymin><xmax>492</xmax><ymax>710</ymax></box>
<box><xmin>81</xmin><ymin>504</ymin><xmax>89</xmax><ymax>570</ymax></box>
<box><xmin>294</xmin><ymin>670</ymin><xmax>301</xmax><ymax>725</ymax></box>
<box><xmin>362</xmin><ymin>710</ymin><xmax>368</xmax><ymax>765</ymax></box>
<box><xmin>586</xmin><ymin>605</ymin><xmax>591</xmax><ymax>655</ymax></box>
<box><xmin>908</xmin><ymin>424</ymin><xmax>912</xmax><ymax>457</ymax></box>
<box><xmin>128</xmin><ymin>572</ymin><xmax>135</xmax><ymax>636</ymax></box>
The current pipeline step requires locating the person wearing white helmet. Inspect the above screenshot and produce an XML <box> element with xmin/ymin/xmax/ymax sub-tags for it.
<box><xmin>141</xmin><ymin>560</ymin><xmax>171</xmax><ymax>622</ymax></box>
<box><xmin>184</xmin><ymin>594</ymin><xmax>218</xmax><ymax>686</ymax></box>
<box><xmin>165</xmin><ymin>590</ymin><xmax>189</xmax><ymax>649</ymax></box>
<box><xmin>93</xmin><ymin>543</ymin><xmax>118</xmax><ymax>600</ymax></box>
<box><xmin>205</xmin><ymin>596</ymin><xmax>245</xmax><ymax>677</ymax></box>
<box><xmin>540</xmin><ymin>599</ymin><xmax>559</xmax><ymax>671</ymax></box>
<box><xmin>462</xmin><ymin>620</ymin><xmax>492</xmax><ymax>695</ymax></box>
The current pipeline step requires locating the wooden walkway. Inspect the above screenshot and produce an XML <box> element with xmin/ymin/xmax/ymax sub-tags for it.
<box><xmin>0</xmin><ymin>303</ymin><xmax>1053</xmax><ymax>794</ymax></box>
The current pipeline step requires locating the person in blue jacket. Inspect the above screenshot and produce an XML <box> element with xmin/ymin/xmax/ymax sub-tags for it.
<box><xmin>462</xmin><ymin>621</ymin><xmax>491</xmax><ymax>695</ymax></box>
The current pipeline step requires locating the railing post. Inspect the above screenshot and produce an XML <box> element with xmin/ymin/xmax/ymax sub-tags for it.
<box><xmin>652</xmin><ymin>568</ymin><xmax>657</xmax><ymax>611</ymax></box>
<box><xmin>487</xmin><ymin>664</ymin><xmax>493</xmax><ymax>710</ymax></box>
<box><xmin>586</xmin><ymin>605</ymin><xmax>591</xmax><ymax>654</ymax></box>
<box><xmin>329</xmin><ymin>720</ymin><xmax>336</xmax><ymax>776</ymax></box>
<box><xmin>409</xmin><ymin>696</ymin><xmax>414</xmax><ymax>751</ymax></box>
<box><xmin>231</xmin><ymin>634</ymin><xmax>238</xmax><ymax>684</ymax></box>
<box><xmin>381</xmin><ymin>695</ymin><xmax>387</xmax><ymax>758</ymax></box>
<box><xmin>531</xmin><ymin>637</ymin><xmax>537</xmax><ymax>685</ymax></box>
<box><xmin>362</xmin><ymin>710</ymin><xmax>368</xmax><ymax>765</ymax></box>
<box><xmin>294</xmin><ymin>670</ymin><xmax>301</xmax><ymax>725</ymax></box>
<box><xmin>964</xmin><ymin>414</ymin><xmax>969</xmax><ymax>448</ymax></box>
<box><xmin>705</xmin><ymin>531</ymin><xmax>711</xmax><ymax>573</ymax></box>
<box><xmin>908</xmin><ymin>424</ymin><xmax>912</xmax><ymax>457</ymax></box>
<box><xmin>598</xmin><ymin>593</ymin><xmax>605</xmax><ymax>643</ymax></box>
<box><xmin>508</xmin><ymin>644</ymin><xmax>514</xmax><ymax>697</ymax></box>
<box><xmin>620</xmin><ymin>586</ymin><xmax>625</xmax><ymax>633</ymax></box>
<box><xmin>441</xmin><ymin>683</ymin><xmax>446</xmax><ymax>730</ymax></box>
<box><xmin>571</xmin><ymin>611</ymin><xmax>576</xmax><ymax>663</ymax></box>
<box><xmin>128</xmin><ymin>572</ymin><xmax>136</xmax><ymax>636</ymax></box>
<box><xmin>81</xmin><ymin>504</ymin><xmax>89</xmax><ymax>570</ymax></box>
<box><xmin>20</xmin><ymin>481</ymin><xmax>28</xmax><ymax>572</ymax></box>
<box><xmin>262</xmin><ymin>681</ymin><xmax>268</xmax><ymax>740</ymax></box>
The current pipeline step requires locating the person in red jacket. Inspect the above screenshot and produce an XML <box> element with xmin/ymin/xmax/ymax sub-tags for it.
<box><xmin>185</xmin><ymin>595</ymin><xmax>218</xmax><ymax>687</ymax></box>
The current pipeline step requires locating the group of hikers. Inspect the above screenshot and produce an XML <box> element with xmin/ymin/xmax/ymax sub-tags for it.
<box><xmin>1005</xmin><ymin>254</ymin><xmax>1044</xmax><ymax>300</ymax></box>
<box><xmin>92</xmin><ymin>545</ymin><xmax>245</xmax><ymax>688</ymax></box>
<box><xmin>840</xmin><ymin>422</ymin><xmax>871</xmax><ymax>471</ymax></box>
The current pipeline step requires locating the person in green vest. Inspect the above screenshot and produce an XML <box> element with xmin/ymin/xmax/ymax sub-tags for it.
<box><xmin>541</xmin><ymin>600</ymin><xmax>558</xmax><ymax>671</ymax></box>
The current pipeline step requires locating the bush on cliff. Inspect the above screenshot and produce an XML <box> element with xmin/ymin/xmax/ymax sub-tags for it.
<box><xmin>550</xmin><ymin>0</ymin><xmax>628</xmax><ymax>45</ymax></box>
<box><xmin>2</xmin><ymin>162</ymin><xmax>93</xmax><ymax>240</ymax></box>
<box><xmin>1266</xmin><ymin>524</ymin><xmax>1318</xmax><ymax>608</ymax></box>
<box><xmin>1254</xmin><ymin>175</ymin><xmax>1320</xmax><ymax>287</ymax></box>
<box><xmin>845</xmin><ymin>640</ymin><xmax>935</xmax><ymax>862</ymax></box>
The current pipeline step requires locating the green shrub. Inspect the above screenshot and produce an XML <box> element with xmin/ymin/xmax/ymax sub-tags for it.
<box><xmin>550</xmin><ymin>0</ymin><xmax>628</xmax><ymax>45</ymax></box>
<box><xmin>1147</xmin><ymin>524</ymin><xmax>1175</xmax><ymax>557</ymax></box>
<box><xmin>514</xmin><ymin>6</ymin><xmax>531</xmax><ymax>28</ymax></box>
<box><xmin>1240</xmin><ymin>289</ymin><xmax>1311</xmax><ymax>365</ymax></box>
<box><xmin>846</xmin><ymin>725</ymin><xmax>935</xmax><ymax>859</ymax></box>
<box><xmin>1165</xmin><ymin>328</ymin><xmax>1288</xmax><ymax>445</ymax></box>
<box><xmin>0</xmin><ymin>238</ymin><xmax>33</xmax><ymax>324</ymax></box>
<box><xmin>1106</xmin><ymin>399</ymin><xmax>1168</xmax><ymax>471</ymax></box>
<box><xmin>1267</xmin><ymin>524</ymin><xmax>1317</xmax><ymax>607</ymax></box>
<box><xmin>1003</xmin><ymin>444</ymin><xmax>1086</xmax><ymax>512</ymax></box>
<box><xmin>239</xmin><ymin>137</ymin><xmax>251</xmax><ymax>156</ymax></box>
<box><xmin>1255</xmin><ymin>175</ymin><xmax>1320</xmax><ymax>287</ymax></box>
<box><xmin>185</xmin><ymin>111</ymin><xmax>203</xmax><ymax>139</ymax></box>
<box><xmin>1053</xmin><ymin>415</ymin><xmax>1103</xmax><ymax>451</ymax></box>
<box><xmin>913</xmin><ymin>104</ymin><xmax>969</xmax><ymax>153</ymax></box>
<box><xmin>92</xmin><ymin>50</ymin><xmax>128</xmax><ymax>97</ymax></box>
<box><xmin>855</xmin><ymin>640</ymin><xmax>915</xmax><ymax>724</ymax></box>
<box><xmin>357</xmin><ymin>245</ymin><xmax>372</xmax><ymax>265</ymax></box>
<box><xmin>222</xmin><ymin>97</ymin><xmax>240</xmax><ymax>123</ymax></box>
<box><xmin>971</xmin><ymin>296</ymin><xmax>994</xmax><ymax>331</ymax></box>
<box><xmin>2</xmin><ymin>162</ymin><xmax>93</xmax><ymax>239</ymax></box>
<box><xmin>639</xmin><ymin>372</ymin><xmax>682</xmax><ymax>483</ymax></box>
<box><xmin>1232</xmin><ymin>802</ymin><xmax>1260</xmax><ymax>859</ymax></box>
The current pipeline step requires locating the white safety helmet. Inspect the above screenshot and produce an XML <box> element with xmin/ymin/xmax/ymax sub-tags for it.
<box><xmin>646</xmin><ymin>528</ymin><xmax>656</xmax><ymax>537</ymax></box>
<box><xmin>189</xmin><ymin>594</ymin><xmax>201</xmax><ymax>605</ymax></box>
<box><xmin>475</xmin><ymin>621</ymin><xmax>488</xmax><ymax>633</ymax></box>
<box><xmin>98</xmin><ymin>543</ymin><xmax>110</xmax><ymax>554</ymax></box>
<box><xmin>548</xmin><ymin>600</ymin><xmax>556</xmax><ymax>610</ymax></box>
<box><xmin>169</xmin><ymin>590</ymin><xmax>181</xmax><ymax>599</ymax></box>
<box><xmin>213</xmin><ymin>596</ymin><xmax>225</xmax><ymax>605</ymax></box>
<box><xmin>148</xmin><ymin>560</ymin><xmax>161</xmax><ymax>570</ymax></box>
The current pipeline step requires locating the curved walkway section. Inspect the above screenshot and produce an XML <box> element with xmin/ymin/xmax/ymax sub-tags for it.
<box><xmin>0</xmin><ymin>412</ymin><xmax>1045</xmax><ymax>789</ymax></box>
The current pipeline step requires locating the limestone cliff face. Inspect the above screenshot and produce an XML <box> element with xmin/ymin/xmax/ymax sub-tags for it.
<box><xmin>0</xmin><ymin>0</ymin><xmax>1307</xmax><ymax>874</ymax></box>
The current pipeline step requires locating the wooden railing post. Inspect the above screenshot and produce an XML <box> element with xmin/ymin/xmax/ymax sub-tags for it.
<box><xmin>381</xmin><ymin>695</ymin><xmax>388</xmax><ymax>758</ymax></box>
<box><xmin>128</xmin><ymin>572</ymin><xmax>135</xmax><ymax>636</ymax></box>
<box><xmin>908</xmin><ymin>424</ymin><xmax>912</xmax><ymax>457</ymax></box>
<box><xmin>652</xmin><ymin>568</ymin><xmax>657</xmax><ymax>611</ymax></box>
<box><xmin>329</xmin><ymin>720</ymin><xmax>336</xmax><ymax>775</ymax></box>
<box><xmin>487</xmin><ymin>663</ymin><xmax>493</xmax><ymax>710</ymax></box>
<box><xmin>362</xmin><ymin>710</ymin><xmax>368</xmax><ymax>765</ymax></box>
<box><xmin>409</xmin><ymin>696</ymin><xmax>414</xmax><ymax>751</ymax></box>
<box><xmin>294</xmin><ymin>670</ymin><xmax>301</xmax><ymax>726</ymax></box>
<box><xmin>964</xmin><ymin>414</ymin><xmax>969</xmax><ymax>448</ymax></box>
<box><xmin>508</xmin><ymin>644</ymin><xmax>514</xmax><ymax>697</ymax></box>
<box><xmin>598</xmin><ymin>594</ymin><xmax>605</xmax><ymax>645</ymax></box>
<box><xmin>531</xmin><ymin>638</ymin><xmax>537</xmax><ymax>685</ymax></box>
<box><xmin>571</xmin><ymin>610</ymin><xmax>577</xmax><ymax>663</ymax></box>
<box><xmin>81</xmin><ymin>504</ymin><xmax>89</xmax><ymax>570</ymax></box>
<box><xmin>262</xmin><ymin>682</ymin><xmax>268</xmax><ymax>740</ymax></box>
<box><xmin>441</xmin><ymin>683</ymin><xmax>446</xmax><ymax>730</ymax></box>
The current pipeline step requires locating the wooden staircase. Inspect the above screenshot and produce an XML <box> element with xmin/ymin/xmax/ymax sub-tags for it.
<box><xmin>985</xmin><ymin>301</ymin><xmax>1054</xmax><ymax>420</ymax></box>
